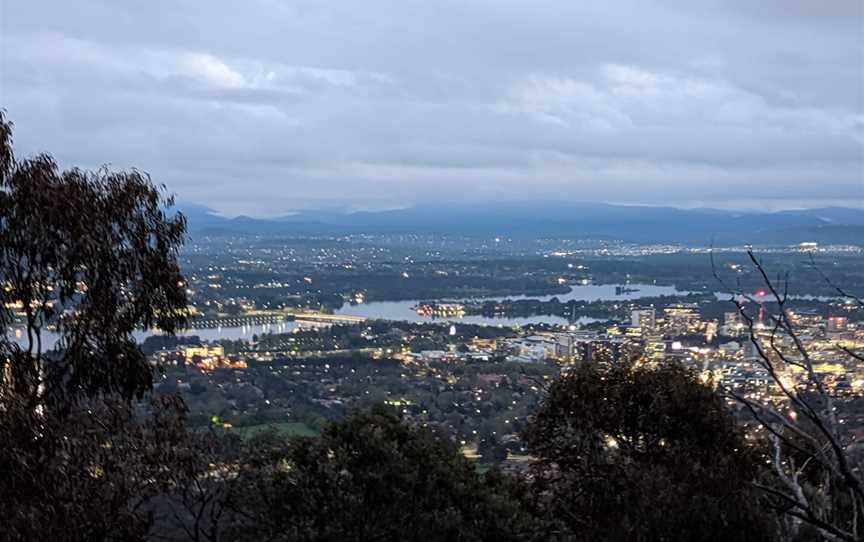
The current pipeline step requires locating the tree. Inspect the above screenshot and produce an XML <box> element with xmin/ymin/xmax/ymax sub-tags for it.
<box><xmin>223</xmin><ymin>407</ymin><xmax>548</xmax><ymax>542</ymax></box>
<box><xmin>1</xmin><ymin>394</ymin><xmax>201</xmax><ymax>541</ymax></box>
<box><xmin>717</xmin><ymin>251</ymin><xmax>864</xmax><ymax>541</ymax></box>
<box><xmin>523</xmin><ymin>361</ymin><xmax>779</xmax><ymax>541</ymax></box>
<box><xmin>0</xmin><ymin>110</ymin><xmax>188</xmax><ymax>406</ymax></box>
<box><xmin>0</xmin><ymin>111</ymin><xmax>195</xmax><ymax>540</ymax></box>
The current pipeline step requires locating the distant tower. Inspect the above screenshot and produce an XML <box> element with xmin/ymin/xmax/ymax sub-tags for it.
<box><xmin>755</xmin><ymin>290</ymin><xmax>766</xmax><ymax>323</ymax></box>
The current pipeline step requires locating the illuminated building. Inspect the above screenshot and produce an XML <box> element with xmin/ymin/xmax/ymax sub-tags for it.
<box><xmin>645</xmin><ymin>337</ymin><xmax>666</xmax><ymax>360</ymax></box>
<box><xmin>178</xmin><ymin>344</ymin><xmax>238</xmax><ymax>371</ymax></box>
<box><xmin>630</xmin><ymin>308</ymin><xmax>656</xmax><ymax>334</ymax></box>
<box><xmin>787</xmin><ymin>309</ymin><xmax>822</xmax><ymax>327</ymax></box>
<box><xmin>723</xmin><ymin>311</ymin><xmax>745</xmax><ymax>337</ymax></box>
<box><xmin>413</xmin><ymin>303</ymin><xmax>465</xmax><ymax>318</ymax></box>
<box><xmin>570</xmin><ymin>336</ymin><xmax>627</xmax><ymax>365</ymax></box>
<box><xmin>663</xmin><ymin>303</ymin><xmax>700</xmax><ymax>335</ymax></box>
<box><xmin>179</xmin><ymin>344</ymin><xmax>225</xmax><ymax>359</ymax></box>
<box><xmin>704</xmin><ymin>321</ymin><xmax>718</xmax><ymax>342</ymax></box>
<box><xmin>827</xmin><ymin>316</ymin><xmax>849</xmax><ymax>337</ymax></box>
<box><xmin>510</xmin><ymin>335</ymin><xmax>559</xmax><ymax>361</ymax></box>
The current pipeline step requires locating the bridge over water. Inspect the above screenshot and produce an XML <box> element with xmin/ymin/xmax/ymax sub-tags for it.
<box><xmin>188</xmin><ymin>311</ymin><xmax>366</xmax><ymax>329</ymax></box>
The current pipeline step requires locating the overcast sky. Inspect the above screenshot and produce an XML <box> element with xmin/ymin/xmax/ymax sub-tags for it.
<box><xmin>1</xmin><ymin>1</ymin><xmax>862</xmax><ymax>215</ymax></box>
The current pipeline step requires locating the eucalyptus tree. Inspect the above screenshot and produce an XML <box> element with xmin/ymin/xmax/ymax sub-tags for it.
<box><xmin>0</xmin><ymin>110</ymin><xmax>188</xmax><ymax>407</ymax></box>
<box><xmin>0</xmin><ymin>110</ymin><xmax>196</xmax><ymax>541</ymax></box>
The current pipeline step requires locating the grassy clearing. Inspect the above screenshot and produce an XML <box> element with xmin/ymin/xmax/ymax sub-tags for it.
<box><xmin>231</xmin><ymin>422</ymin><xmax>319</xmax><ymax>439</ymax></box>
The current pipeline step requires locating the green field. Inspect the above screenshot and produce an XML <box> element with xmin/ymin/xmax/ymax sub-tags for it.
<box><xmin>231</xmin><ymin>422</ymin><xmax>319</xmax><ymax>439</ymax></box>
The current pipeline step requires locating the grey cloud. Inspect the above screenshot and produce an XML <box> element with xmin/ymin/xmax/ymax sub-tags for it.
<box><xmin>1</xmin><ymin>1</ymin><xmax>861</xmax><ymax>214</ymax></box>
<box><xmin>708</xmin><ymin>0</ymin><xmax>862</xmax><ymax>25</ymax></box>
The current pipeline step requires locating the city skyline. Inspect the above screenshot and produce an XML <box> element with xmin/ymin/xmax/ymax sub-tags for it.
<box><xmin>1</xmin><ymin>0</ymin><xmax>862</xmax><ymax>216</ymax></box>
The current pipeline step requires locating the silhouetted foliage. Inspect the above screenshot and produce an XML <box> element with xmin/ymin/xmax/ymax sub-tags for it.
<box><xmin>0</xmin><ymin>111</ymin><xmax>197</xmax><ymax>541</ymax></box>
<box><xmin>223</xmin><ymin>407</ymin><xmax>547</xmax><ymax>542</ymax></box>
<box><xmin>523</xmin><ymin>361</ymin><xmax>779</xmax><ymax>541</ymax></box>
<box><xmin>0</xmin><ymin>110</ymin><xmax>188</xmax><ymax>406</ymax></box>
<box><xmin>1</xmin><ymin>395</ymin><xmax>196</xmax><ymax>541</ymax></box>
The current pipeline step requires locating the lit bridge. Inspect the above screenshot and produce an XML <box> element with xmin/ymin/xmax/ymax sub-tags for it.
<box><xmin>186</xmin><ymin>311</ymin><xmax>366</xmax><ymax>329</ymax></box>
<box><xmin>291</xmin><ymin>313</ymin><xmax>367</xmax><ymax>324</ymax></box>
<box><xmin>186</xmin><ymin>314</ymin><xmax>289</xmax><ymax>329</ymax></box>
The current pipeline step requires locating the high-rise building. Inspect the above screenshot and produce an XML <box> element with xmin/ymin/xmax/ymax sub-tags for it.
<box><xmin>645</xmin><ymin>336</ymin><xmax>667</xmax><ymax>360</ymax></box>
<box><xmin>571</xmin><ymin>336</ymin><xmax>627</xmax><ymax>365</ymax></box>
<box><xmin>663</xmin><ymin>303</ymin><xmax>700</xmax><ymax>335</ymax></box>
<box><xmin>630</xmin><ymin>307</ymin><xmax>656</xmax><ymax>333</ymax></box>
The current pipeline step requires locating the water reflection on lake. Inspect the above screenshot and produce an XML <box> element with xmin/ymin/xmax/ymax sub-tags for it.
<box><xmin>7</xmin><ymin>284</ymin><xmax>709</xmax><ymax>347</ymax></box>
<box><xmin>335</xmin><ymin>283</ymin><xmax>695</xmax><ymax>326</ymax></box>
<box><xmin>8</xmin><ymin>321</ymin><xmax>300</xmax><ymax>349</ymax></box>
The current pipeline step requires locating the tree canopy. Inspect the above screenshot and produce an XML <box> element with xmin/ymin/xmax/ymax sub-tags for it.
<box><xmin>0</xmin><ymin>110</ymin><xmax>188</xmax><ymax>405</ymax></box>
<box><xmin>523</xmin><ymin>361</ymin><xmax>779</xmax><ymax>541</ymax></box>
<box><xmin>0</xmin><ymin>111</ymin><xmax>195</xmax><ymax>540</ymax></box>
<box><xmin>224</xmin><ymin>407</ymin><xmax>547</xmax><ymax>542</ymax></box>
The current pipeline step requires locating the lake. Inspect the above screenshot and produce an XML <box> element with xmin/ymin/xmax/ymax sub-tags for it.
<box><xmin>8</xmin><ymin>283</ymin><xmax>712</xmax><ymax>346</ymax></box>
<box><xmin>335</xmin><ymin>282</ymin><xmax>695</xmax><ymax>326</ymax></box>
<box><xmin>8</xmin><ymin>321</ymin><xmax>301</xmax><ymax>349</ymax></box>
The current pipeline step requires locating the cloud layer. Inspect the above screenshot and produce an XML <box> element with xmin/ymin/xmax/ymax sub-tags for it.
<box><xmin>1</xmin><ymin>0</ymin><xmax>861</xmax><ymax>214</ymax></box>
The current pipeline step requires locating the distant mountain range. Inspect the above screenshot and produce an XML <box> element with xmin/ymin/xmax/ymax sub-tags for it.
<box><xmin>179</xmin><ymin>202</ymin><xmax>864</xmax><ymax>246</ymax></box>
